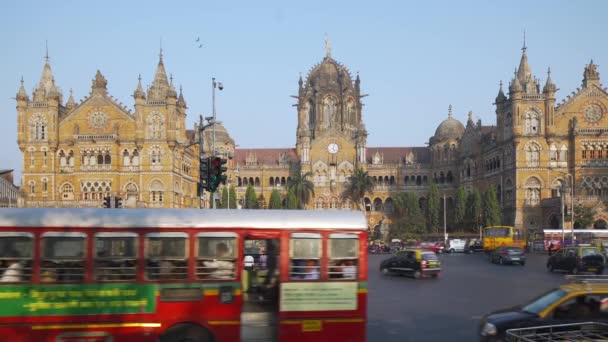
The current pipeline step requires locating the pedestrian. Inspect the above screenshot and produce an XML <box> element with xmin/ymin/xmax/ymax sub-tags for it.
<box><xmin>548</xmin><ymin>242</ymin><xmax>554</xmax><ymax>256</ymax></box>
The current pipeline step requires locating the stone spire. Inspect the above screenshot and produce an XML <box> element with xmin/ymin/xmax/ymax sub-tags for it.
<box><xmin>543</xmin><ymin>68</ymin><xmax>557</xmax><ymax>94</ymax></box>
<box><xmin>16</xmin><ymin>77</ymin><xmax>29</xmax><ymax>101</ymax></box>
<box><xmin>515</xmin><ymin>40</ymin><xmax>539</xmax><ymax>94</ymax></box>
<box><xmin>147</xmin><ymin>48</ymin><xmax>170</xmax><ymax>101</ymax></box>
<box><xmin>167</xmin><ymin>73</ymin><xmax>177</xmax><ymax>98</ymax></box>
<box><xmin>33</xmin><ymin>50</ymin><xmax>62</xmax><ymax>102</ymax></box>
<box><xmin>583</xmin><ymin>59</ymin><xmax>600</xmax><ymax>88</ymax></box>
<box><xmin>91</xmin><ymin>70</ymin><xmax>108</xmax><ymax>95</ymax></box>
<box><xmin>325</xmin><ymin>34</ymin><xmax>331</xmax><ymax>59</ymax></box>
<box><xmin>177</xmin><ymin>85</ymin><xmax>187</xmax><ymax>108</ymax></box>
<box><xmin>495</xmin><ymin>80</ymin><xmax>507</xmax><ymax>103</ymax></box>
<box><xmin>133</xmin><ymin>74</ymin><xmax>146</xmax><ymax>99</ymax></box>
<box><xmin>509</xmin><ymin>69</ymin><xmax>522</xmax><ymax>94</ymax></box>
<box><xmin>448</xmin><ymin>104</ymin><xmax>453</xmax><ymax>118</ymax></box>
<box><xmin>65</xmin><ymin>88</ymin><xmax>76</xmax><ymax>111</ymax></box>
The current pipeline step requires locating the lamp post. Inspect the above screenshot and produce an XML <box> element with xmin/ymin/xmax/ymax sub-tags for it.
<box><xmin>211</xmin><ymin>78</ymin><xmax>223</xmax><ymax>157</ymax></box>
<box><xmin>443</xmin><ymin>193</ymin><xmax>447</xmax><ymax>246</ymax></box>
<box><xmin>554</xmin><ymin>170</ymin><xmax>574</xmax><ymax>243</ymax></box>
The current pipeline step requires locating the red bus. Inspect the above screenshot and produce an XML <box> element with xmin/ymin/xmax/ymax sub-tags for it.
<box><xmin>0</xmin><ymin>208</ymin><xmax>368</xmax><ymax>342</ymax></box>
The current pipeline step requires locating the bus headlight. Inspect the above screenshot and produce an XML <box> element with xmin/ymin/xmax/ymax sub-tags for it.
<box><xmin>481</xmin><ymin>322</ymin><xmax>497</xmax><ymax>336</ymax></box>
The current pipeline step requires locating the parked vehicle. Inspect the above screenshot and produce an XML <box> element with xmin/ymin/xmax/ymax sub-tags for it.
<box><xmin>446</xmin><ymin>239</ymin><xmax>466</xmax><ymax>253</ymax></box>
<box><xmin>465</xmin><ymin>239</ymin><xmax>484</xmax><ymax>254</ymax></box>
<box><xmin>546</xmin><ymin>246</ymin><xmax>604</xmax><ymax>275</ymax></box>
<box><xmin>379</xmin><ymin>248</ymin><xmax>441</xmax><ymax>279</ymax></box>
<box><xmin>489</xmin><ymin>246</ymin><xmax>526</xmax><ymax>265</ymax></box>
<box><xmin>416</xmin><ymin>241</ymin><xmax>445</xmax><ymax>254</ymax></box>
<box><xmin>479</xmin><ymin>275</ymin><xmax>608</xmax><ymax>341</ymax></box>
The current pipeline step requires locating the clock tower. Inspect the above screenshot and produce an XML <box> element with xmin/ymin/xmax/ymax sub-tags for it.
<box><xmin>295</xmin><ymin>40</ymin><xmax>367</xmax><ymax>207</ymax></box>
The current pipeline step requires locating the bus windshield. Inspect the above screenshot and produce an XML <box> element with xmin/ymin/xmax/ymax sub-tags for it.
<box><xmin>485</xmin><ymin>228</ymin><xmax>510</xmax><ymax>237</ymax></box>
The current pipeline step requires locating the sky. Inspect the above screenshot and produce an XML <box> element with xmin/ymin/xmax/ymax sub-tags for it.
<box><xmin>1</xmin><ymin>0</ymin><xmax>607</xmax><ymax>185</ymax></box>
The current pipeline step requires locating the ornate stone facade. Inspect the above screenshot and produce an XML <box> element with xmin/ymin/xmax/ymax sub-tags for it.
<box><xmin>226</xmin><ymin>43</ymin><xmax>608</xmax><ymax>235</ymax></box>
<box><xmin>17</xmin><ymin>51</ymin><xmax>200</xmax><ymax>208</ymax></box>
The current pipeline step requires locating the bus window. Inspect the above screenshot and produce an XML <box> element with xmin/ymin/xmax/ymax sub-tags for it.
<box><xmin>94</xmin><ymin>233</ymin><xmax>137</xmax><ymax>282</ymax></box>
<box><xmin>485</xmin><ymin>228</ymin><xmax>510</xmax><ymax>237</ymax></box>
<box><xmin>145</xmin><ymin>233</ymin><xmax>188</xmax><ymax>281</ymax></box>
<box><xmin>196</xmin><ymin>232</ymin><xmax>237</xmax><ymax>280</ymax></box>
<box><xmin>0</xmin><ymin>233</ymin><xmax>33</xmax><ymax>283</ymax></box>
<box><xmin>41</xmin><ymin>232</ymin><xmax>86</xmax><ymax>283</ymax></box>
<box><xmin>328</xmin><ymin>233</ymin><xmax>359</xmax><ymax>280</ymax></box>
<box><xmin>289</xmin><ymin>233</ymin><xmax>321</xmax><ymax>280</ymax></box>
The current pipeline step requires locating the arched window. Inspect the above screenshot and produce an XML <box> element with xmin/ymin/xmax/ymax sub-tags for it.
<box><xmin>61</xmin><ymin>183</ymin><xmax>74</xmax><ymax>200</ymax></box>
<box><xmin>524</xmin><ymin>111</ymin><xmax>540</xmax><ymax>135</ymax></box>
<box><xmin>447</xmin><ymin>171</ymin><xmax>453</xmax><ymax>183</ymax></box>
<box><xmin>29</xmin><ymin>114</ymin><xmax>47</xmax><ymax>141</ymax></box>
<box><xmin>59</xmin><ymin>150</ymin><xmax>67</xmax><ymax>167</ymax></box>
<box><xmin>42</xmin><ymin>178</ymin><xmax>48</xmax><ymax>192</ymax></box>
<box><xmin>364</xmin><ymin>198</ymin><xmax>372</xmax><ymax>212</ymax></box>
<box><xmin>526</xmin><ymin>143</ymin><xmax>541</xmax><ymax>167</ymax></box>
<box><xmin>151</xmin><ymin>146</ymin><xmax>162</xmax><ymax>165</ymax></box>
<box><xmin>549</xmin><ymin>145</ymin><xmax>558</xmax><ymax>162</ymax></box>
<box><xmin>68</xmin><ymin>151</ymin><xmax>74</xmax><ymax>167</ymax></box>
<box><xmin>28</xmin><ymin>181</ymin><xmax>35</xmax><ymax>194</ymax></box>
<box><xmin>269</xmin><ymin>177</ymin><xmax>274</xmax><ymax>186</ymax></box>
<box><xmin>384</xmin><ymin>198</ymin><xmax>394</xmax><ymax>213</ymax></box>
<box><xmin>373</xmin><ymin>198</ymin><xmax>383</xmax><ymax>212</ymax></box>
<box><xmin>255</xmin><ymin>177</ymin><xmax>260</xmax><ymax>187</ymax></box>
<box><xmin>123</xmin><ymin>150</ymin><xmax>130</xmax><ymax>166</ymax></box>
<box><xmin>132</xmin><ymin>149</ymin><xmax>140</xmax><ymax>166</ymax></box>
<box><xmin>389</xmin><ymin>176</ymin><xmax>395</xmax><ymax>185</ymax></box>
<box><xmin>146</xmin><ymin>113</ymin><xmax>165</xmax><ymax>139</ymax></box>
<box><xmin>525</xmin><ymin>177</ymin><xmax>542</xmax><ymax>206</ymax></box>
<box><xmin>560</xmin><ymin>145</ymin><xmax>568</xmax><ymax>163</ymax></box>
<box><xmin>104</xmin><ymin>154</ymin><xmax>111</xmax><ymax>165</ymax></box>
<box><xmin>150</xmin><ymin>180</ymin><xmax>164</xmax><ymax>204</ymax></box>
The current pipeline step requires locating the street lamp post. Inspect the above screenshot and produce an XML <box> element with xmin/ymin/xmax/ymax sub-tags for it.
<box><xmin>443</xmin><ymin>193</ymin><xmax>447</xmax><ymax>246</ymax></box>
<box><xmin>554</xmin><ymin>170</ymin><xmax>574</xmax><ymax>243</ymax></box>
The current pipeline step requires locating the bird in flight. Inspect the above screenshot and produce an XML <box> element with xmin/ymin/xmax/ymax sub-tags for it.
<box><xmin>198</xmin><ymin>44</ymin><xmax>203</xmax><ymax>48</ymax></box>
<box><xmin>195</xmin><ymin>37</ymin><xmax>200</xmax><ymax>42</ymax></box>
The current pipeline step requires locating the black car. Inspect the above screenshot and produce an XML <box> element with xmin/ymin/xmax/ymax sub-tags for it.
<box><xmin>489</xmin><ymin>246</ymin><xmax>526</xmax><ymax>265</ymax></box>
<box><xmin>379</xmin><ymin>248</ymin><xmax>441</xmax><ymax>279</ymax></box>
<box><xmin>465</xmin><ymin>239</ymin><xmax>484</xmax><ymax>254</ymax></box>
<box><xmin>546</xmin><ymin>246</ymin><xmax>604</xmax><ymax>274</ymax></box>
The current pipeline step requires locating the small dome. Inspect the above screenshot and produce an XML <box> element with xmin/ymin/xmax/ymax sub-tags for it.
<box><xmin>434</xmin><ymin>116</ymin><xmax>465</xmax><ymax>141</ymax></box>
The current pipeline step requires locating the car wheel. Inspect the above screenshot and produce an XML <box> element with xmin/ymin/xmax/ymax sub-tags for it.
<box><xmin>520</xmin><ymin>261</ymin><xmax>526</xmax><ymax>266</ymax></box>
<box><xmin>431</xmin><ymin>273</ymin><xmax>439</xmax><ymax>279</ymax></box>
<box><xmin>571</xmin><ymin>267</ymin><xmax>579</xmax><ymax>275</ymax></box>
<box><xmin>413</xmin><ymin>270</ymin><xmax>422</xmax><ymax>279</ymax></box>
<box><xmin>499</xmin><ymin>257</ymin><xmax>504</xmax><ymax>265</ymax></box>
<box><xmin>548</xmin><ymin>263</ymin><xmax>554</xmax><ymax>272</ymax></box>
<box><xmin>450</xmin><ymin>248</ymin><xmax>455</xmax><ymax>253</ymax></box>
<box><xmin>381</xmin><ymin>267</ymin><xmax>391</xmax><ymax>276</ymax></box>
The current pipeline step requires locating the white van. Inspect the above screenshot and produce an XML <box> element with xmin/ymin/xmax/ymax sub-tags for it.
<box><xmin>447</xmin><ymin>239</ymin><xmax>466</xmax><ymax>253</ymax></box>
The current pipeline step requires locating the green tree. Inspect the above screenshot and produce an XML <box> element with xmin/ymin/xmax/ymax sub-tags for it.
<box><xmin>286</xmin><ymin>187</ymin><xmax>298</xmax><ymax>209</ymax></box>
<box><xmin>229</xmin><ymin>186</ymin><xmax>237</xmax><ymax>209</ymax></box>
<box><xmin>390</xmin><ymin>192</ymin><xmax>426</xmax><ymax>239</ymax></box>
<box><xmin>453</xmin><ymin>186</ymin><xmax>466</xmax><ymax>230</ymax></box>
<box><xmin>343</xmin><ymin>167</ymin><xmax>375</xmax><ymax>210</ymax></box>
<box><xmin>426</xmin><ymin>183</ymin><xmax>440</xmax><ymax>233</ymax></box>
<box><xmin>269</xmin><ymin>189</ymin><xmax>282</xmax><ymax>209</ymax></box>
<box><xmin>482</xmin><ymin>186</ymin><xmax>501</xmax><ymax>226</ymax></box>
<box><xmin>219</xmin><ymin>186</ymin><xmax>229</xmax><ymax>208</ymax></box>
<box><xmin>244</xmin><ymin>184</ymin><xmax>259</xmax><ymax>209</ymax></box>
<box><xmin>465</xmin><ymin>188</ymin><xmax>482</xmax><ymax>232</ymax></box>
<box><xmin>286</xmin><ymin>164</ymin><xmax>315</xmax><ymax>209</ymax></box>
<box><xmin>574</xmin><ymin>204</ymin><xmax>597</xmax><ymax>228</ymax></box>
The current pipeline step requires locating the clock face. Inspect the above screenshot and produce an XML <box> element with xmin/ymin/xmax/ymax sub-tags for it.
<box><xmin>328</xmin><ymin>142</ymin><xmax>339</xmax><ymax>154</ymax></box>
<box><xmin>584</xmin><ymin>104</ymin><xmax>603</xmax><ymax>124</ymax></box>
<box><xmin>89</xmin><ymin>111</ymin><xmax>108</xmax><ymax>129</ymax></box>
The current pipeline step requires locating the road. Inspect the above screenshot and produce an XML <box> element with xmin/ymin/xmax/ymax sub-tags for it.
<box><xmin>367</xmin><ymin>251</ymin><xmax>567</xmax><ymax>341</ymax></box>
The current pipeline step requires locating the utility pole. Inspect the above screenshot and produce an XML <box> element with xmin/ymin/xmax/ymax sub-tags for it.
<box><xmin>198</xmin><ymin>115</ymin><xmax>205</xmax><ymax>209</ymax></box>
<box><xmin>443</xmin><ymin>193</ymin><xmax>447</xmax><ymax>246</ymax></box>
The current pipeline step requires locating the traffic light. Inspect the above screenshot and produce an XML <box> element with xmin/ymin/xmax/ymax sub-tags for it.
<box><xmin>103</xmin><ymin>196</ymin><xmax>112</xmax><ymax>208</ymax></box>
<box><xmin>209</xmin><ymin>157</ymin><xmax>228</xmax><ymax>192</ymax></box>
<box><xmin>200</xmin><ymin>156</ymin><xmax>211</xmax><ymax>191</ymax></box>
<box><xmin>115</xmin><ymin>197</ymin><xmax>123</xmax><ymax>208</ymax></box>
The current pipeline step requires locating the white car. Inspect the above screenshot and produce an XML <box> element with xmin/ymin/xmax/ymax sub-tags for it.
<box><xmin>446</xmin><ymin>239</ymin><xmax>466</xmax><ymax>253</ymax></box>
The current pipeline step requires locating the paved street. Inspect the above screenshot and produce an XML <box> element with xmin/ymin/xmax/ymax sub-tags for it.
<box><xmin>367</xmin><ymin>251</ymin><xmax>568</xmax><ymax>341</ymax></box>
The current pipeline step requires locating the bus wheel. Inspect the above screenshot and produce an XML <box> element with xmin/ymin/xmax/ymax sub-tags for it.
<box><xmin>160</xmin><ymin>323</ymin><xmax>214</xmax><ymax>342</ymax></box>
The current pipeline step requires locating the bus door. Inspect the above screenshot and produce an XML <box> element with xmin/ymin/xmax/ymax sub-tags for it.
<box><xmin>241</xmin><ymin>232</ymin><xmax>281</xmax><ymax>341</ymax></box>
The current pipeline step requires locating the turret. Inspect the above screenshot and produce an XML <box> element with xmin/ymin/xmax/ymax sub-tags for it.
<box><xmin>65</xmin><ymin>88</ymin><xmax>76</xmax><ymax>112</ymax></box>
<box><xmin>509</xmin><ymin>69</ymin><xmax>523</xmax><ymax>97</ymax></box>
<box><xmin>582</xmin><ymin>59</ymin><xmax>601</xmax><ymax>88</ymax></box>
<box><xmin>543</xmin><ymin>68</ymin><xmax>557</xmax><ymax>95</ymax></box>
<box><xmin>544</xmin><ymin>68</ymin><xmax>557</xmax><ymax>130</ymax></box>
<box><xmin>495</xmin><ymin>80</ymin><xmax>507</xmax><ymax>104</ymax></box>
<box><xmin>16</xmin><ymin>77</ymin><xmax>29</xmax><ymax>105</ymax></box>
<box><xmin>91</xmin><ymin>70</ymin><xmax>108</xmax><ymax>96</ymax></box>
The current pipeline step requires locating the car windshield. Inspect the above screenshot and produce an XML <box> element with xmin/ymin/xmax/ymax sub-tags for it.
<box><xmin>582</xmin><ymin>248</ymin><xmax>599</xmax><ymax>257</ymax></box>
<box><xmin>505</xmin><ymin>247</ymin><xmax>523</xmax><ymax>253</ymax></box>
<box><xmin>422</xmin><ymin>252</ymin><xmax>438</xmax><ymax>261</ymax></box>
<box><xmin>521</xmin><ymin>289</ymin><xmax>568</xmax><ymax>315</ymax></box>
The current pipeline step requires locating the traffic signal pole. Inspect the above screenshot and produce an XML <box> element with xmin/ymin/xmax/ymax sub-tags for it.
<box><xmin>198</xmin><ymin>115</ymin><xmax>205</xmax><ymax>209</ymax></box>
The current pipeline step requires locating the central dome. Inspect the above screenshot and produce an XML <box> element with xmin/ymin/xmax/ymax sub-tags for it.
<box><xmin>306</xmin><ymin>57</ymin><xmax>353</xmax><ymax>90</ymax></box>
<box><xmin>434</xmin><ymin>115</ymin><xmax>465</xmax><ymax>141</ymax></box>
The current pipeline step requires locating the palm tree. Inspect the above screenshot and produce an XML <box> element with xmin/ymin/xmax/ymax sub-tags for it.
<box><xmin>286</xmin><ymin>164</ymin><xmax>315</xmax><ymax>209</ymax></box>
<box><xmin>343</xmin><ymin>167</ymin><xmax>374</xmax><ymax>210</ymax></box>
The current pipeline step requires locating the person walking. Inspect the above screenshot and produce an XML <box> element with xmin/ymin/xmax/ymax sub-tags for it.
<box><xmin>548</xmin><ymin>242</ymin><xmax>554</xmax><ymax>256</ymax></box>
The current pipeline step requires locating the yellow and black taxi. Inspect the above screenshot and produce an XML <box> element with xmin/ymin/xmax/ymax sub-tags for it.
<box><xmin>547</xmin><ymin>245</ymin><xmax>604</xmax><ymax>274</ymax></box>
<box><xmin>479</xmin><ymin>275</ymin><xmax>608</xmax><ymax>341</ymax></box>
<box><xmin>379</xmin><ymin>248</ymin><xmax>441</xmax><ymax>279</ymax></box>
